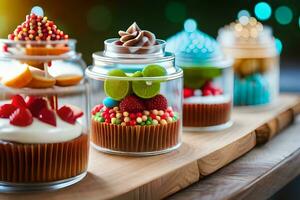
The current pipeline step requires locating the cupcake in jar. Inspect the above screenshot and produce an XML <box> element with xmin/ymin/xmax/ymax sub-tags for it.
<box><xmin>166</xmin><ymin>19</ymin><xmax>233</xmax><ymax>131</ymax></box>
<box><xmin>0</xmin><ymin>10</ymin><xmax>89</xmax><ymax>192</ymax></box>
<box><xmin>218</xmin><ymin>17</ymin><xmax>279</xmax><ymax>106</ymax></box>
<box><xmin>86</xmin><ymin>22</ymin><xmax>183</xmax><ymax>156</ymax></box>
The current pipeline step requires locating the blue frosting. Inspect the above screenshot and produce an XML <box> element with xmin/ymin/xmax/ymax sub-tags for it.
<box><xmin>234</xmin><ymin>73</ymin><xmax>271</xmax><ymax>106</ymax></box>
<box><xmin>103</xmin><ymin>97</ymin><xmax>119</xmax><ymax>108</ymax></box>
<box><xmin>166</xmin><ymin>19</ymin><xmax>222</xmax><ymax>63</ymax></box>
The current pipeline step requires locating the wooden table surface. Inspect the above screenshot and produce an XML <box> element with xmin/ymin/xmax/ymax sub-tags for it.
<box><xmin>169</xmin><ymin>116</ymin><xmax>300</xmax><ymax>200</ymax></box>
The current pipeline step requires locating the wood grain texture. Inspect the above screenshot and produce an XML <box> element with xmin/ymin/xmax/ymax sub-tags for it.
<box><xmin>0</xmin><ymin>95</ymin><xmax>299</xmax><ymax>200</ymax></box>
<box><xmin>169</xmin><ymin>116</ymin><xmax>300</xmax><ymax>200</ymax></box>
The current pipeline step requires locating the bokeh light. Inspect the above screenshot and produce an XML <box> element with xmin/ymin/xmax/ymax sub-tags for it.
<box><xmin>165</xmin><ymin>1</ymin><xmax>186</xmax><ymax>23</ymax></box>
<box><xmin>275</xmin><ymin>38</ymin><xmax>283</xmax><ymax>54</ymax></box>
<box><xmin>0</xmin><ymin>16</ymin><xmax>7</xmax><ymax>33</ymax></box>
<box><xmin>275</xmin><ymin>6</ymin><xmax>293</xmax><ymax>25</ymax></box>
<box><xmin>299</xmin><ymin>16</ymin><xmax>300</xmax><ymax>28</ymax></box>
<box><xmin>237</xmin><ymin>10</ymin><xmax>250</xmax><ymax>19</ymax></box>
<box><xmin>184</xmin><ymin>19</ymin><xmax>197</xmax><ymax>32</ymax></box>
<box><xmin>31</xmin><ymin>6</ymin><xmax>44</xmax><ymax>17</ymax></box>
<box><xmin>87</xmin><ymin>5</ymin><xmax>112</xmax><ymax>32</ymax></box>
<box><xmin>254</xmin><ymin>2</ymin><xmax>272</xmax><ymax>21</ymax></box>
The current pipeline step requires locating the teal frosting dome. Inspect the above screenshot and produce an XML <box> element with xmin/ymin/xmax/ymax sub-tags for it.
<box><xmin>166</xmin><ymin>19</ymin><xmax>223</xmax><ymax>64</ymax></box>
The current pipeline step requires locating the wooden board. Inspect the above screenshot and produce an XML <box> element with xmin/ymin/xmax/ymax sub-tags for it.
<box><xmin>0</xmin><ymin>94</ymin><xmax>299</xmax><ymax>200</ymax></box>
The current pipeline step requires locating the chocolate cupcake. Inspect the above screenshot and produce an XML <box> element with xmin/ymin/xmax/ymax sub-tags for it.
<box><xmin>86</xmin><ymin>23</ymin><xmax>183</xmax><ymax>156</ymax></box>
<box><xmin>166</xmin><ymin>19</ymin><xmax>233</xmax><ymax>131</ymax></box>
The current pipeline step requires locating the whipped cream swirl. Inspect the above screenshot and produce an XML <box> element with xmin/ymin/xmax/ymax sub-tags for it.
<box><xmin>118</xmin><ymin>22</ymin><xmax>156</xmax><ymax>47</ymax></box>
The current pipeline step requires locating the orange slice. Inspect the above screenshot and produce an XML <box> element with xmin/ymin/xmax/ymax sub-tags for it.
<box><xmin>55</xmin><ymin>74</ymin><xmax>83</xmax><ymax>86</ymax></box>
<box><xmin>25</xmin><ymin>46</ymin><xmax>70</xmax><ymax>56</ymax></box>
<box><xmin>26</xmin><ymin>67</ymin><xmax>56</xmax><ymax>88</ymax></box>
<box><xmin>2</xmin><ymin>65</ymin><xmax>32</xmax><ymax>88</ymax></box>
<box><xmin>22</xmin><ymin>60</ymin><xmax>45</xmax><ymax>70</ymax></box>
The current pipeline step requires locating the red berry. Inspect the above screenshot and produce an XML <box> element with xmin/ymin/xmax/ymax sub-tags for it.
<box><xmin>145</xmin><ymin>94</ymin><xmax>168</xmax><ymax>111</ymax></box>
<box><xmin>202</xmin><ymin>89</ymin><xmax>212</xmax><ymax>96</ymax></box>
<box><xmin>0</xmin><ymin>104</ymin><xmax>17</xmax><ymax>118</ymax></box>
<box><xmin>26</xmin><ymin>96</ymin><xmax>48</xmax><ymax>117</ymax></box>
<box><xmin>130</xmin><ymin>120</ymin><xmax>136</xmax><ymax>126</ymax></box>
<box><xmin>10</xmin><ymin>108</ymin><xmax>33</xmax><ymax>127</ymax></box>
<box><xmin>202</xmin><ymin>81</ymin><xmax>214</xmax><ymax>90</ymax></box>
<box><xmin>110</xmin><ymin>113</ymin><xmax>116</xmax><ymax>118</ymax></box>
<box><xmin>37</xmin><ymin>108</ymin><xmax>56</xmax><ymax>126</ymax></box>
<box><xmin>57</xmin><ymin>106</ymin><xmax>75</xmax><ymax>124</ymax></box>
<box><xmin>183</xmin><ymin>88</ymin><xmax>194</xmax><ymax>98</ymax></box>
<box><xmin>119</xmin><ymin>95</ymin><xmax>145</xmax><ymax>113</ymax></box>
<box><xmin>129</xmin><ymin>113</ymin><xmax>136</xmax><ymax>119</ymax></box>
<box><xmin>136</xmin><ymin>112</ymin><xmax>142</xmax><ymax>117</ymax></box>
<box><xmin>91</xmin><ymin>104</ymin><xmax>103</xmax><ymax>115</ymax></box>
<box><xmin>11</xmin><ymin>95</ymin><xmax>27</xmax><ymax>108</ymax></box>
<box><xmin>150</xmin><ymin>114</ymin><xmax>156</xmax><ymax>119</ymax></box>
<box><xmin>161</xmin><ymin>114</ymin><xmax>167</xmax><ymax>120</ymax></box>
<box><xmin>212</xmin><ymin>89</ymin><xmax>223</xmax><ymax>95</ymax></box>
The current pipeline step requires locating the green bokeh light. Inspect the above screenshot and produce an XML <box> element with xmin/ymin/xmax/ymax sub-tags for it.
<box><xmin>254</xmin><ymin>2</ymin><xmax>272</xmax><ymax>21</ymax></box>
<box><xmin>275</xmin><ymin>6</ymin><xmax>293</xmax><ymax>25</ymax></box>
<box><xmin>87</xmin><ymin>5</ymin><xmax>112</xmax><ymax>32</ymax></box>
<box><xmin>165</xmin><ymin>1</ymin><xmax>187</xmax><ymax>23</ymax></box>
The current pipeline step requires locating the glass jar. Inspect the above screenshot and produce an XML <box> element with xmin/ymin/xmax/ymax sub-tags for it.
<box><xmin>0</xmin><ymin>39</ymin><xmax>89</xmax><ymax>192</ymax></box>
<box><xmin>218</xmin><ymin>17</ymin><xmax>279</xmax><ymax>107</ymax></box>
<box><xmin>86</xmin><ymin>38</ymin><xmax>183</xmax><ymax>156</ymax></box>
<box><xmin>166</xmin><ymin>19</ymin><xmax>233</xmax><ymax>131</ymax></box>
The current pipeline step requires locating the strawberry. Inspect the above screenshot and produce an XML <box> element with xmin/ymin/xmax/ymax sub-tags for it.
<box><xmin>66</xmin><ymin>105</ymin><xmax>83</xmax><ymax>119</ymax></box>
<box><xmin>10</xmin><ymin>108</ymin><xmax>33</xmax><ymax>127</ymax></box>
<box><xmin>26</xmin><ymin>96</ymin><xmax>48</xmax><ymax>117</ymax></box>
<box><xmin>11</xmin><ymin>95</ymin><xmax>27</xmax><ymax>108</ymax></box>
<box><xmin>57</xmin><ymin>105</ymin><xmax>76</xmax><ymax>124</ymax></box>
<box><xmin>91</xmin><ymin>104</ymin><xmax>103</xmax><ymax>115</ymax></box>
<box><xmin>0</xmin><ymin>104</ymin><xmax>17</xmax><ymax>118</ymax></box>
<box><xmin>37</xmin><ymin>108</ymin><xmax>56</xmax><ymax>126</ymax></box>
<box><xmin>145</xmin><ymin>94</ymin><xmax>168</xmax><ymax>111</ymax></box>
<box><xmin>119</xmin><ymin>95</ymin><xmax>145</xmax><ymax>113</ymax></box>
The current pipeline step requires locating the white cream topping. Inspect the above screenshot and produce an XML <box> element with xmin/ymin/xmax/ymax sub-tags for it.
<box><xmin>0</xmin><ymin>116</ymin><xmax>83</xmax><ymax>144</ymax></box>
<box><xmin>184</xmin><ymin>95</ymin><xmax>231</xmax><ymax>104</ymax></box>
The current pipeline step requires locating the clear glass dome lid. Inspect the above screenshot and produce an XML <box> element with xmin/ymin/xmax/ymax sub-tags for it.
<box><xmin>218</xmin><ymin>17</ymin><xmax>276</xmax><ymax>50</ymax></box>
<box><xmin>166</xmin><ymin>19</ymin><xmax>231</xmax><ymax>67</ymax></box>
<box><xmin>87</xmin><ymin>22</ymin><xmax>182</xmax><ymax>80</ymax></box>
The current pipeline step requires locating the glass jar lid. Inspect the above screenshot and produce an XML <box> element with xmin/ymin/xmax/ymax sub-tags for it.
<box><xmin>86</xmin><ymin>22</ymin><xmax>182</xmax><ymax>81</ymax></box>
<box><xmin>217</xmin><ymin>17</ymin><xmax>278</xmax><ymax>58</ymax></box>
<box><xmin>166</xmin><ymin>19</ymin><xmax>231</xmax><ymax>68</ymax></box>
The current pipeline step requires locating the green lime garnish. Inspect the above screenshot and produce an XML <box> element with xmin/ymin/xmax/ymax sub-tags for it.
<box><xmin>132</xmin><ymin>80</ymin><xmax>160</xmax><ymax>99</ymax></box>
<box><xmin>142</xmin><ymin>64</ymin><xmax>166</xmax><ymax>77</ymax></box>
<box><xmin>132</xmin><ymin>71</ymin><xmax>143</xmax><ymax>77</ymax></box>
<box><xmin>104</xmin><ymin>69</ymin><xmax>130</xmax><ymax>100</ymax></box>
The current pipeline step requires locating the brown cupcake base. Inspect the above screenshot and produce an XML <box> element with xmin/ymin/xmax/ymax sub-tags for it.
<box><xmin>91</xmin><ymin>120</ymin><xmax>181</xmax><ymax>155</ymax></box>
<box><xmin>183</xmin><ymin>101</ymin><xmax>232</xmax><ymax>129</ymax></box>
<box><xmin>0</xmin><ymin>133</ymin><xmax>89</xmax><ymax>184</ymax></box>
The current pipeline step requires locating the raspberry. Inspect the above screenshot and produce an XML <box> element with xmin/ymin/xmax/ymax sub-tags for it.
<box><xmin>119</xmin><ymin>95</ymin><xmax>145</xmax><ymax>113</ymax></box>
<box><xmin>145</xmin><ymin>94</ymin><xmax>168</xmax><ymax>111</ymax></box>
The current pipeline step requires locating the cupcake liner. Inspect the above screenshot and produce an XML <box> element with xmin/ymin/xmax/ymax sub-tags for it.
<box><xmin>0</xmin><ymin>134</ymin><xmax>88</xmax><ymax>183</ymax></box>
<box><xmin>91</xmin><ymin>120</ymin><xmax>180</xmax><ymax>153</ymax></box>
<box><xmin>183</xmin><ymin>102</ymin><xmax>231</xmax><ymax>127</ymax></box>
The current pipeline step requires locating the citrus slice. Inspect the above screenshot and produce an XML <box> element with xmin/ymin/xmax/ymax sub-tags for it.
<box><xmin>26</xmin><ymin>67</ymin><xmax>56</xmax><ymax>88</ymax></box>
<box><xmin>25</xmin><ymin>46</ymin><xmax>70</xmax><ymax>56</ymax></box>
<box><xmin>132</xmin><ymin>71</ymin><xmax>143</xmax><ymax>77</ymax></box>
<box><xmin>22</xmin><ymin>60</ymin><xmax>44</xmax><ymax>70</ymax></box>
<box><xmin>142</xmin><ymin>64</ymin><xmax>166</xmax><ymax>77</ymax></box>
<box><xmin>132</xmin><ymin>81</ymin><xmax>160</xmax><ymax>99</ymax></box>
<box><xmin>104</xmin><ymin>69</ymin><xmax>130</xmax><ymax>100</ymax></box>
<box><xmin>2</xmin><ymin>64</ymin><xmax>32</xmax><ymax>88</ymax></box>
<box><xmin>55</xmin><ymin>74</ymin><xmax>83</xmax><ymax>86</ymax></box>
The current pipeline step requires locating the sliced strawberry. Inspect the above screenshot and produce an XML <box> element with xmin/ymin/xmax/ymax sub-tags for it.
<box><xmin>65</xmin><ymin>104</ymin><xmax>83</xmax><ymax>119</ymax></box>
<box><xmin>10</xmin><ymin>108</ymin><xmax>33</xmax><ymax>127</ymax></box>
<box><xmin>11</xmin><ymin>95</ymin><xmax>27</xmax><ymax>108</ymax></box>
<box><xmin>37</xmin><ymin>108</ymin><xmax>56</xmax><ymax>126</ymax></box>
<box><xmin>26</xmin><ymin>96</ymin><xmax>48</xmax><ymax>117</ymax></box>
<box><xmin>0</xmin><ymin>104</ymin><xmax>17</xmax><ymax>118</ymax></box>
<box><xmin>57</xmin><ymin>105</ymin><xmax>75</xmax><ymax>124</ymax></box>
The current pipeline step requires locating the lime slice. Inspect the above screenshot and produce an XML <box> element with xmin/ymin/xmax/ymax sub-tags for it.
<box><xmin>142</xmin><ymin>64</ymin><xmax>166</xmax><ymax>77</ymax></box>
<box><xmin>132</xmin><ymin>81</ymin><xmax>160</xmax><ymax>99</ymax></box>
<box><xmin>132</xmin><ymin>71</ymin><xmax>143</xmax><ymax>77</ymax></box>
<box><xmin>104</xmin><ymin>69</ymin><xmax>130</xmax><ymax>100</ymax></box>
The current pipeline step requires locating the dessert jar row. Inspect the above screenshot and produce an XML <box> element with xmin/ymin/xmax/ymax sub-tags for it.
<box><xmin>86</xmin><ymin>38</ymin><xmax>183</xmax><ymax>156</ymax></box>
<box><xmin>0</xmin><ymin>13</ymin><xmax>89</xmax><ymax>192</ymax></box>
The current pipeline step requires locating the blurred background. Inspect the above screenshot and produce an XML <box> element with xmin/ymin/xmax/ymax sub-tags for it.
<box><xmin>0</xmin><ymin>0</ymin><xmax>298</xmax><ymax>92</ymax></box>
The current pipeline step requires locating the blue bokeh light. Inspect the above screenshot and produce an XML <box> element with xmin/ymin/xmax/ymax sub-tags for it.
<box><xmin>184</xmin><ymin>19</ymin><xmax>197</xmax><ymax>32</ymax></box>
<box><xmin>275</xmin><ymin>6</ymin><xmax>293</xmax><ymax>25</ymax></box>
<box><xmin>254</xmin><ymin>2</ymin><xmax>272</xmax><ymax>21</ymax></box>
<box><xmin>275</xmin><ymin>38</ymin><xmax>283</xmax><ymax>54</ymax></box>
<box><xmin>237</xmin><ymin>10</ymin><xmax>250</xmax><ymax>19</ymax></box>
